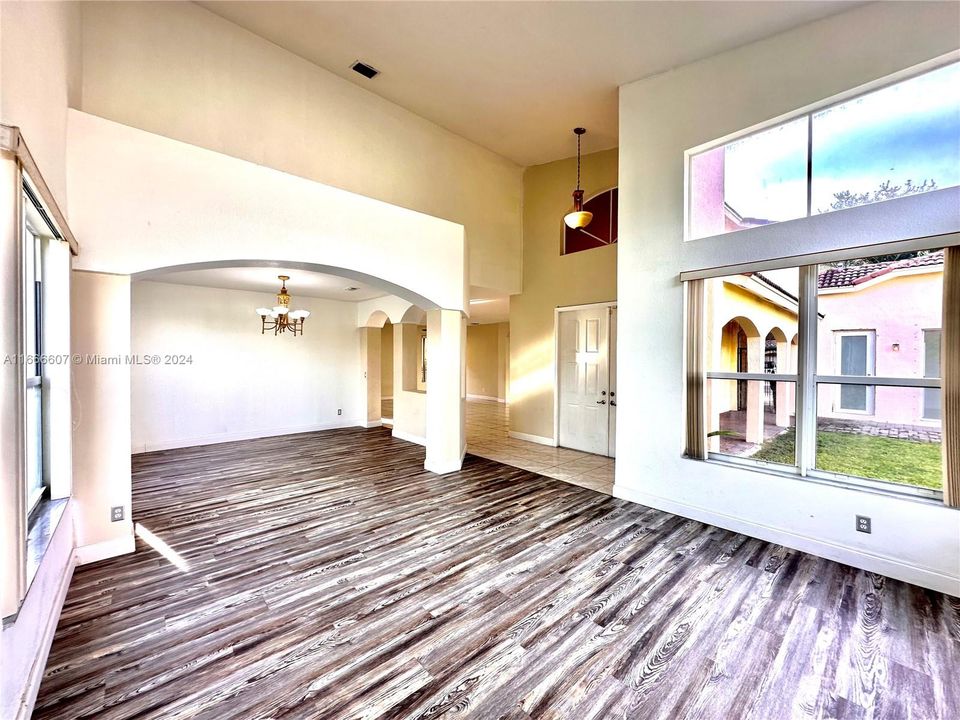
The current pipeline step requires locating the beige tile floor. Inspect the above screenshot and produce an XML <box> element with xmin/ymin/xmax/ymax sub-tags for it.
<box><xmin>466</xmin><ymin>399</ymin><xmax>614</xmax><ymax>495</ymax></box>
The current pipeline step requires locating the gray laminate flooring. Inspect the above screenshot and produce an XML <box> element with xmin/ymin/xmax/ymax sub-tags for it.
<box><xmin>33</xmin><ymin>427</ymin><xmax>959</xmax><ymax>719</ymax></box>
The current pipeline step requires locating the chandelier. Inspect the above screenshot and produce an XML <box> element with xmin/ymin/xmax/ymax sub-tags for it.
<box><xmin>255</xmin><ymin>275</ymin><xmax>310</xmax><ymax>336</ymax></box>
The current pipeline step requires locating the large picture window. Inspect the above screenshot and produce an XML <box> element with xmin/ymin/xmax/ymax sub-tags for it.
<box><xmin>698</xmin><ymin>248</ymin><xmax>947</xmax><ymax>496</ymax></box>
<box><xmin>688</xmin><ymin>61</ymin><xmax>960</xmax><ymax>241</ymax></box>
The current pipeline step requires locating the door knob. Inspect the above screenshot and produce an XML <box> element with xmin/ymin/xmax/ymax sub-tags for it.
<box><xmin>597</xmin><ymin>399</ymin><xmax>606</xmax><ymax>404</ymax></box>
<box><xmin>610</xmin><ymin>400</ymin><xmax>617</xmax><ymax>406</ymax></box>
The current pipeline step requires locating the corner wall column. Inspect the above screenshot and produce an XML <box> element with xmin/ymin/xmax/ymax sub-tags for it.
<box><xmin>71</xmin><ymin>271</ymin><xmax>134</xmax><ymax>562</ymax></box>
<box><xmin>425</xmin><ymin>309</ymin><xmax>465</xmax><ymax>474</ymax></box>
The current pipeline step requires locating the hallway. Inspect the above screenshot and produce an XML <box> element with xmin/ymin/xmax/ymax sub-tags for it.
<box><xmin>466</xmin><ymin>400</ymin><xmax>615</xmax><ymax>494</ymax></box>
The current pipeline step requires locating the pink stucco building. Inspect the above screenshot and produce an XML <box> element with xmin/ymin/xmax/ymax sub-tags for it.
<box><xmin>816</xmin><ymin>252</ymin><xmax>943</xmax><ymax>427</ymax></box>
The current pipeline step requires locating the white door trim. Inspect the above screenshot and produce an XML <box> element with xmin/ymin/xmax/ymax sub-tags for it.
<box><xmin>553</xmin><ymin>300</ymin><xmax>617</xmax><ymax>453</ymax></box>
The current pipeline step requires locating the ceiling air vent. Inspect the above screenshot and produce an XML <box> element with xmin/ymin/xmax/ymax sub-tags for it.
<box><xmin>350</xmin><ymin>61</ymin><xmax>380</xmax><ymax>80</ymax></box>
<box><xmin>344</xmin><ymin>287</ymin><xmax>359</xmax><ymax>292</ymax></box>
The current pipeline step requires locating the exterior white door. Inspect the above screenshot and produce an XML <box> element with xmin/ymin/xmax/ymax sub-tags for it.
<box><xmin>558</xmin><ymin>305</ymin><xmax>611</xmax><ymax>455</ymax></box>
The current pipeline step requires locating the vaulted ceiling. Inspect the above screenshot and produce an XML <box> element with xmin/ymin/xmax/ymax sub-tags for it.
<box><xmin>198</xmin><ymin>1</ymin><xmax>861</xmax><ymax>166</ymax></box>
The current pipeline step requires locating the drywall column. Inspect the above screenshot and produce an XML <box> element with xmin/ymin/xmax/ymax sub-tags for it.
<box><xmin>41</xmin><ymin>238</ymin><xmax>72</xmax><ymax>499</ymax></box>
<box><xmin>360</xmin><ymin>327</ymin><xmax>381</xmax><ymax>426</ymax></box>
<box><xmin>71</xmin><ymin>271</ymin><xmax>134</xmax><ymax>562</ymax></box>
<box><xmin>424</xmin><ymin>309</ymin><xmax>466</xmax><ymax>474</ymax></box>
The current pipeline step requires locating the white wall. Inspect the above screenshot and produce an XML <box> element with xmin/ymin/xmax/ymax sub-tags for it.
<box><xmin>67</xmin><ymin>111</ymin><xmax>467</xmax><ymax>313</ymax></box>
<box><xmin>79</xmin><ymin>0</ymin><xmax>522</xmax><ymax>295</ymax></box>
<box><xmin>132</xmin><ymin>281</ymin><xmax>362</xmax><ymax>451</ymax></box>
<box><xmin>617</xmin><ymin>1</ymin><xmax>960</xmax><ymax>595</ymax></box>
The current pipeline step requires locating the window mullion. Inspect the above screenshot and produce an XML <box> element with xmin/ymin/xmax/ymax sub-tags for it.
<box><xmin>795</xmin><ymin>265</ymin><xmax>819</xmax><ymax>475</ymax></box>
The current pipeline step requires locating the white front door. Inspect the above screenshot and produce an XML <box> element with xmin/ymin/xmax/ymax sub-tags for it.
<box><xmin>558</xmin><ymin>305</ymin><xmax>611</xmax><ymax>455</ymax></box>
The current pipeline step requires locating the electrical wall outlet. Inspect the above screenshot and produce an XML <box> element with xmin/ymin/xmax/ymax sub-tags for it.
<box><xmin>338</xmin><ymin>408</ymin><xmax>342</xmax><ymax>416</ymax></box>
<box><xmin>111</xmin><ymin>506</ymin><xmax>125</xmax><ymax>522</ymax></box>
<box><xmin>856</xmin><ymin>515</ymin><xmax>871</xmax><ymax>534</ymax></box>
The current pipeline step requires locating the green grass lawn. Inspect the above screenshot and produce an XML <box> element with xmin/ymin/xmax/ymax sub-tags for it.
<box><xmin>752</xmin><ymin>429</ymin><xmax>942</xmax><ymax>489</ymax></box>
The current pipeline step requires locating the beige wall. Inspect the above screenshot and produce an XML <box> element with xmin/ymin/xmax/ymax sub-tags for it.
<box><xmin>466</xmin><ymin>322</ymin><xmax>508</xmax><ymax>401</ymax></box>
<box><xmin>509</xmin><ymin>148</ymin><xmax>618</xmax><ymax>439</ymax></box>
<box><xmin>79</xmin><ymin>0</ymin><xmax>522</xmax><ymax>295</ymax></box>
<box><xmin>70</xmin><ymin>271</ymin><xmax>134</xmax><ymax>557</ymax></box>
<box><xmin>380</xmin><ymin>322</ymin><xmax>394</xmax><ymax>398</ymax></box>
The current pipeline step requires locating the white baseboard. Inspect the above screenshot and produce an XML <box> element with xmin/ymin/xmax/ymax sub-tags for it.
<box><xmin>359</xmin><ymin>420</ymin><xmax>383</xmax><ymax>429</ymax></box>
<box><xmin>392</xmin><ymin>429</ymin><xmax>426</xmax><ymax>447</ymax></box>
<box><xmin>75</xmin><ymin>533</ymin><xmax>136</xmax><ymax>565</ymax></box>
<box><xmin>131</xmin><ymin>420</ymin><xmax>357</xmax><ymax>453</ymax></box>
<box><xmin>508</xmin><ymin>430</ymin><xmax>557</xmax><ymax>447</ymax></box>
<box><xmin>425</xmin><ymin>456</ymin><xmax>464</xmax><ymax>474</ymax></box>
<box><xmin>613</xmin><ymin>483</ymin><xmax>960</xmax><ymax>597</ymax></box>
<box><xmin>466</xmin><ymin>394</ymin><xmax>506</xmax><ymax>403</ymax></box>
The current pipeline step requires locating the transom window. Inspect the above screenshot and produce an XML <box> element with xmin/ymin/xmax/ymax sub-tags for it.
<box><xmin>688</xmin><ymin>61</ymin><xmax>960</xmax><ymax>241</ymax></box>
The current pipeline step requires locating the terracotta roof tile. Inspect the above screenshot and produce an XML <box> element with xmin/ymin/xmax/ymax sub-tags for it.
<box><xmin>817</xmin><ymin>250</ymin><xmax>944</xmax><ymax>289</ymax></box>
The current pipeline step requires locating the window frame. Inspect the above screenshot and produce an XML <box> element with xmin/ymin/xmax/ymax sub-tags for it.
<box><xmin>683</xmin><ymin>55</ymin><xmax>960</xmax><ymax>244</ymax></box>
<box><xmin>698</xmin><ymin>248</ymin><xmax>947</xmax><ymax>502</ymax></box>
<box><xmin>22</xmin><ymin>202</ymin><xmax>47</xmax><ymax>518</ymax></box>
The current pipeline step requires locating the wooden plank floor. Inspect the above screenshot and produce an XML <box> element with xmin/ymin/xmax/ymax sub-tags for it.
<box><xmin>34</xmin><ymin>427</ymin><xmax>959</xmax><ymax>719</ymax></box>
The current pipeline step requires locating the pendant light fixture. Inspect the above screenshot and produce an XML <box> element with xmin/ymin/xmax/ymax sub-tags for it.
<box><xmin>563</xmin><ymin>127</ymin><xmax>593</xmax><ymax>230</ymax></box>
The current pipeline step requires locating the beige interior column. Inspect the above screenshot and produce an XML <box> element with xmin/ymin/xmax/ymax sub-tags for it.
<box><xmin>425</xmin><ymin>309</ymin><xmax>466</xmax><ymax>474</ymax></box>
<box><xmin>71</xmin><ymin>271</ymin><xmax>134</xmax><ymax>562</ymax></box>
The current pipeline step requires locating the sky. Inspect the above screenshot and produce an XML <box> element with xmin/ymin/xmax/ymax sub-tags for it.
<box><xmin>721</xmin><ymin>62</ymin><xmax>960</xmax><ymax>221</ymax></box>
